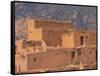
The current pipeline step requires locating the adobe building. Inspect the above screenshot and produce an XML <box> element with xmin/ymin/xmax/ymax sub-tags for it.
<box><xmin>26</xmin><ymin>18</ymin><xmax>96</xmax><ymax>48</ymax></box>
<box><xmin>15</xmin><ymin>18</ymin><xmax>97</xmax><ymax>73</ymax></box>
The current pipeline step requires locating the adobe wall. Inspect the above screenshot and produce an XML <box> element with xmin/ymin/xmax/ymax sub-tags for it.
<box><xmin>27</xmin><ymin>49</ymin><xmax>72</xmax><ymax>70</ymax></box>
<box><xmin>74</xmin><ymin>31</ymin><xmax>96</xmax><ymax>48</ymax></box>
<box><xmin>26</xmin><ymin>19</ymin><xmax>75</xmax><ymax>47</ymax></box>
<box><xmin>26</xmin><ymin>47</ymin><xmax>96</xmax><ymax>71</ymax></box>
<box><xmin>28</xmin><ymin>28</ymin><xmax>43</xmax><ymax>41</ymax></box>
<box><xmin>62</xmin><ymin>31</ymin><xmax>74</xmax><ymax>48</ymax></box>
<box><xmin>26</xmin><ymin>19</ymin><xmax>43</xmax><ymax>40</ymax></box>
<box><xmin>42</xmin><ymin>29</ymin><xmax>62</xmax><ymax>46</ymax></box>
<box><xmin>34</xmin><ymin>19</ymin><xmax>74</xmax><ymax>29</ymax></box>
<box><xmin>78</xmin><ymin>47</ymin><xmax>96</xmax><ymax>65</ymax></box>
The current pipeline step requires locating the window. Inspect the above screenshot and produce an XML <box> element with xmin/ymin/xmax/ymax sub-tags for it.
<box><xmin>89</xmin><ymin>51</ymin><xmax>92</xmax><ymax>54</ymax></box>
<box><xmin>71</xmin><ymin>51</ymin><xmax>75</xmax><ymax>59</ymax></box>
<box><xmin>86</xmin><ymin>36</ymin><xmax>88</xmax><ymax>39</ymax></box>
<box><xmin>82</xmin><ymin>32</ymin><xmax>84</xmax><ymax>33</ymax></box>
<box><xmin>80</xmin><ymin>36</ymin><xmax>84</xmax><ymax>45</ymax></box>
<box><xmin>33</xmin><ymin>57</ymin><xmax>37</xmax><ymax>62</ymax></box>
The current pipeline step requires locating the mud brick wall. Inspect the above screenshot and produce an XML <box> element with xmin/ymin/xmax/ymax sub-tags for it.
<box><xmin>27</xmin><ymin>50</ymin><xmax>72</xmax><ymax>70</ymax></box>
<box><xmin>34</xmin><ymin>19</ymin><xmax>74</xmax><ymax>29</ymax></box>
<box><xmin>78</xmin><ymin>47</ymin><xmax>96</xmax><ymax>64</ymax></box>
<box><xmin>26</xmin><ymin>47</ymin><xmax>96</xmax><ymax>71</ymax></box>
<box><xmin>74</xmin><ymin>31</ymin><xmax>96</xmax><ymax>48</ymax></box>
<box><xmin>42</xmin><ymin>30</ymin><xmax>62</xmax><ymax>46</ymax></box>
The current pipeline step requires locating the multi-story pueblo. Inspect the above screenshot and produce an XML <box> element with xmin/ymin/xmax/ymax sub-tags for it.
<box><xmin>15</xmin><ymin>18</ymin><xmax>96</xmax><ymax>73</ymax></box>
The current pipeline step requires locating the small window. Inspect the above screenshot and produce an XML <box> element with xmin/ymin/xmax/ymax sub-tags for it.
<box><xmin>80</xmin><ymin>36</ymin><xmax>84</xmax><ymax>45</ymax></box>
<box><xmin>33</xmin><ymin>44</ymin><xmax>35</xmax><ymax>47</ymax></box>
<box><xmin>86</xmin><ymin>36</ymin><xmax>88</xmax><ymax>39</ymax></box>
<box><xmin>92</xmin><ymin>47</ymin><xmax>95</xmax><ymax>49</ymax></box>
<box><xmin>33</xmin><ymin>58</ymin><xmax>37</xmax><ymax>62</ymax></box>
<box><xmin>71</xmin><ymin>51</ymin><xmax>75</xmax><ymax>59</ymax></box>
<box><xmin>89</xmin><ymin>51</ymin><xmax>92</xmax><ymax>54</ymax></box>
<box><xmin>56</xmin><ymin>53</ymin><xmax>59</xmax><ymax>55</ymax></box>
